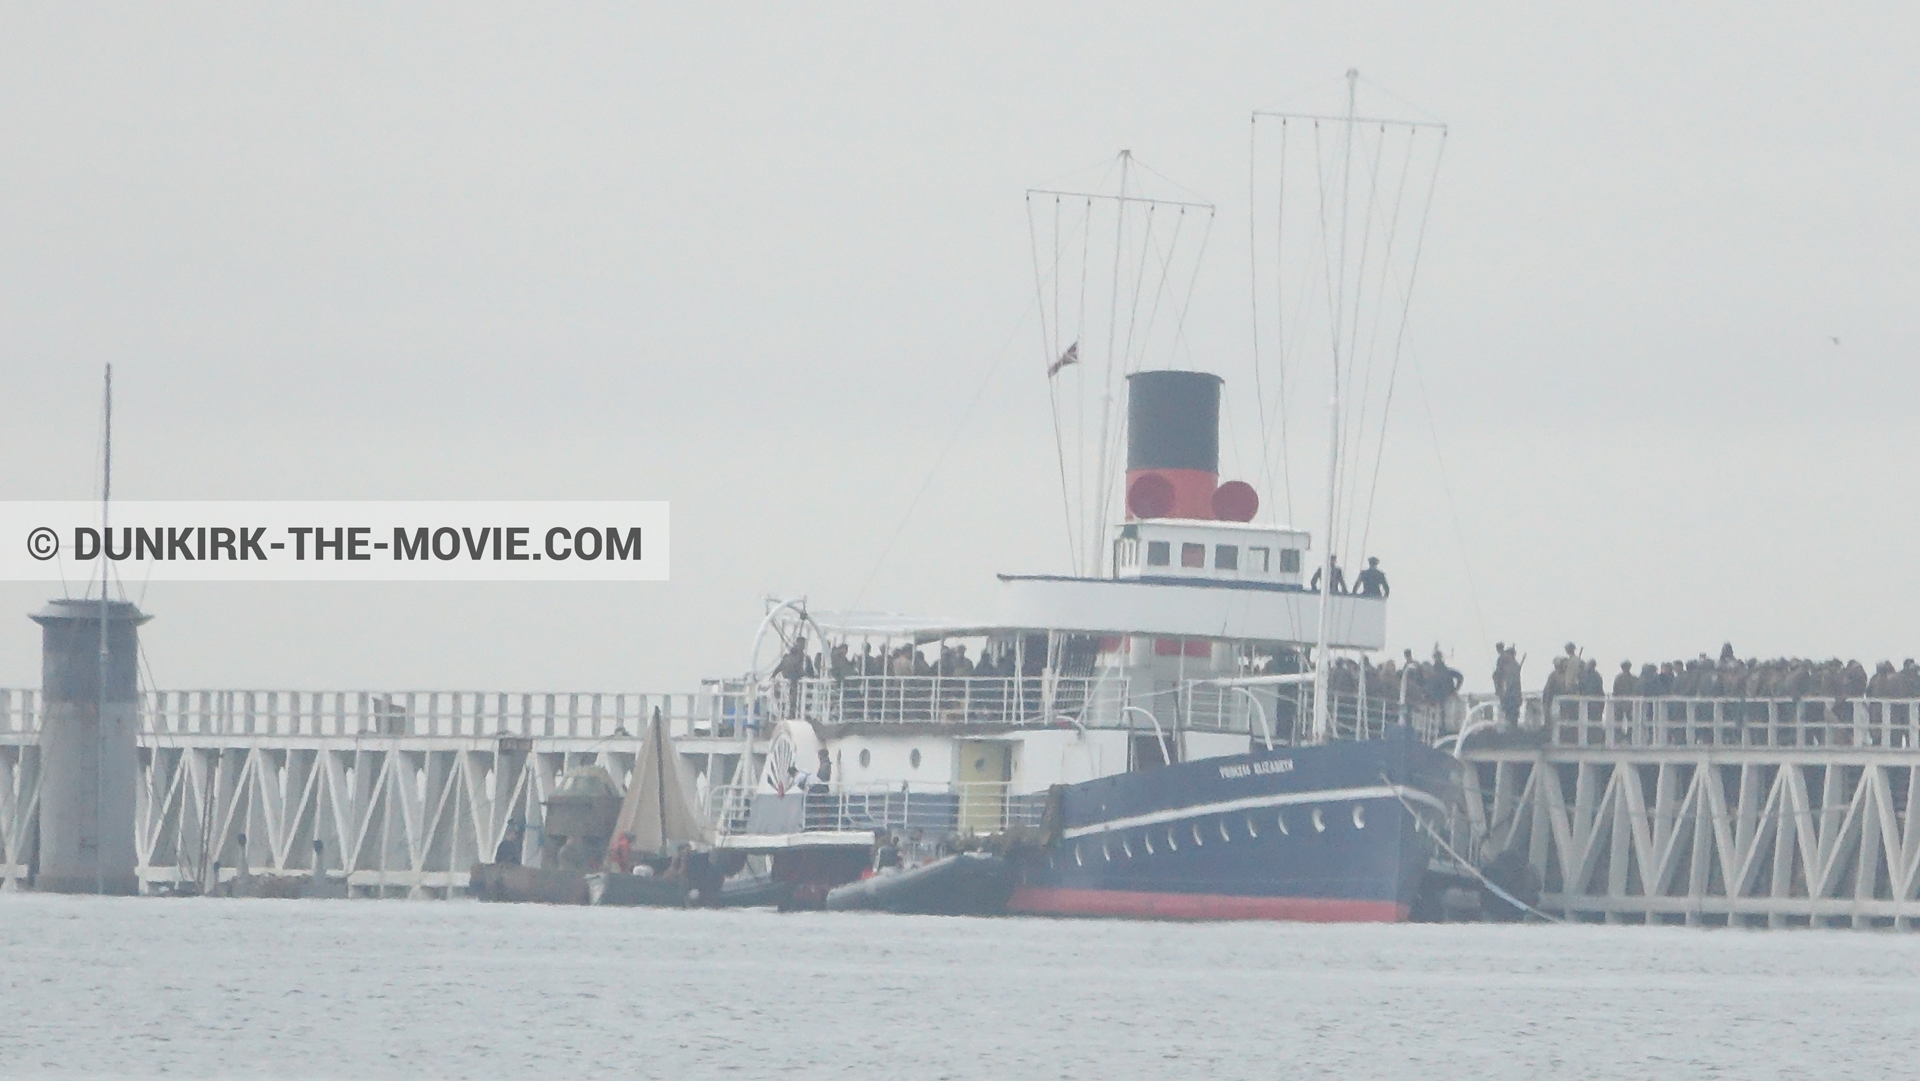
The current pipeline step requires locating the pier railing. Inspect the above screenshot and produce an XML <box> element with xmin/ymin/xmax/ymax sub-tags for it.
<box><xmin>1546</xmin><ymin>695</ymin><xmax>1920</xmax><ymax>750</ymax></box>
<box><xmin>0</xmin><ymin>688</ymin><xmax>720</xmax><ymax>740</ymax></box>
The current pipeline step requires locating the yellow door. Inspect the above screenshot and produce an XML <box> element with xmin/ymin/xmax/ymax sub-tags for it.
<box><xmin>957</xmin><ymin>740</ymin><xmax>1013</xmax><ymax>834</ymax></box>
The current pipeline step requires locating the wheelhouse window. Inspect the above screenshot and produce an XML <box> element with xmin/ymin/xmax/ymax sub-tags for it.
<box><xmin>1280</xmin><ymin>548</ymin><xmax>1302</xmax><ymax>573</ymax></box>
<box><xmin>1180</xmin><ymin>542</ymin><xmax>1205</xmax><ymax>568</ymax></box>
<box><xmin>1248</xmin><ymin>547</ymin><xmax>1271</xmax><ymax>573</ymax></box>
<box><xmin>1146</xmin><ymin>540</ymin><xmax>1171</xmax><ymax>567</ymax></box>
<box><xmin>1214</xmin><ymin>545</ymin><xmax>1238</xmax><ymax>570</ymax></box>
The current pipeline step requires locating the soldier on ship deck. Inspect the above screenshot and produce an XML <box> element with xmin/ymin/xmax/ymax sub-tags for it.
<box><xmin>1309</xmin><ymin>555</ymin><xmax>1347</xmax><ymax>595</ymax></box>
<box><xmin>1354</xmin><ymin>557</ymin><xmax>1390</xmax><ymax>598</ymax></box>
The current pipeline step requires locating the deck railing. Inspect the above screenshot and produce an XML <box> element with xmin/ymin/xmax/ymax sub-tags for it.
<box><xmin>708</xmin><ymin>781</ymin><xmax>1046</xmax><ymax>839</ymax></box>
<box><xmin>771</xmin><ymin>675</ymin><xmax>1448</xmax><ymax>744</ymax></box>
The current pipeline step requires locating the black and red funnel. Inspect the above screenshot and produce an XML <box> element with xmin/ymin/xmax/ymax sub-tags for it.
<box><xmin>1124</xmin><ymin>370</ymin><xmax>1258</xmax><ymax>522</ymax></box>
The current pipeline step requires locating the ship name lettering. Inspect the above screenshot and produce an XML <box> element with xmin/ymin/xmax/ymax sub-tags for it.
<box><xmin>1218</xmin><ymin>764</ymin><xmax>1252</xmax><ymax>779</ymax></box>
<box><xmin>1252</xmin><ymin>759</ymin><xmax>1295</xmax><ymax>775</ymax></box>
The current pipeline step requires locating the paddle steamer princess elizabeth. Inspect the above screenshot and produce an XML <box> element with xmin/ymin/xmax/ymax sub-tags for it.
<box><xmin>709</xmin><ymin>369</ymin><xmax>1464</xmax><ymax>919</ymax></box>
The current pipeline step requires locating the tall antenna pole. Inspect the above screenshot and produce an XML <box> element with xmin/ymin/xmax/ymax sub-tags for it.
<box><xmin>1311</xmin><ymin>395</ymin><xmax>1337</xmax><ymax>743</ymax></box>
<box><xmin>96</xmin><ymin>363</ymin><xmax>111</xmax><ymax>895</ymax></box>
<box><xmin>1330</xmin><ymin>69</ymin><xmax>1358</xmax><ymax>398</ymax></box>
<box><xmin>1311</xmin><ymin>70</ymin><xmax>1359</xmax><ymax>746</ymax></box>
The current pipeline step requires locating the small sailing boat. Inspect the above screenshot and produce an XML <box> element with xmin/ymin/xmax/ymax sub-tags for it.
<box><xmin>587</xmin><ymin>710</ymin><xmax>716</xmax><ymax>906</ymax></box>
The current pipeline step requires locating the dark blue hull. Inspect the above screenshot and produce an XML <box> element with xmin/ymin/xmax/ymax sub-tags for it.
<box><xmin>1011</xmin><ymin>728</ymin><xmax>1458</xmax><ymax>921</ymax></box>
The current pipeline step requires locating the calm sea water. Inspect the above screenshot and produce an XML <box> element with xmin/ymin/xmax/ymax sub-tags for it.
<box><xmin>2</xmin><ymin>893</ymin><xmax>1916</xmax><ymax>1079</ymax></box>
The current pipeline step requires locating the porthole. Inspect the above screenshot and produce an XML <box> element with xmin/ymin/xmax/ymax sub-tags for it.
<box><xmin>858</xmin><ymin>748</ymin><xmax>871</xmax><ymax>768</ymax></box>
<box><xmin>1277</xmin><ymin>812</ymin><xmax>1289</xmax><ymax>835</ymax></box>
<box><xmin>1102</xmin><ymin>842</ymin><xmax>1112</xmax><ymax>862</ymax></box>
<box><xmin>1243</xmin><ymin>815</ymin><xmax>1258</xmax><ymax>839</ymax></box>
<box><xmin>1312</xmin><ymin>808</ymin><xmax>1326</xmax><ymax>833</ymax></box>
<box><xmin>1218</xmin><ymin>820</ymin><xmax>1231</xmax><ymax>843</ymax></box>
<box><xmin>909</xmin><ymin>748</ymin><xmax>922</xmax><ymax>769</ymax></box>
<box><xmin>1122</xmin><ymin>839</ymin><xmax>1133</xmax><ymax>859</ymax></box>
<box><xmin>1074</xmin><ymin>845</ymin><xmax>1084</xmax><ymax>867</ymax></box>
<box><xmin>1166</xmin><ymin>827</ymin><xmax>1178</xmax><ymax>851</ymax></box>
<box><xmin>1352</xmin><ymin>805</ymin><xmax>1366</xmax><ymax>829</ymax></box>
<box><xmin>1193</xmin><ymin>823</ymin><xmax>1205</xmax><ymax>846</ymax></box>
<box><xmin>1143</xmin><ymin>834</ymin><xmax>1155</xmax><ymax>856</ymax></box>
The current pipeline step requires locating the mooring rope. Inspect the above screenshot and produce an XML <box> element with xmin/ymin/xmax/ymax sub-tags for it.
<box><xmin>1379</xmin><ymin>773</ymin><xmax>1567</xmax><ymax>924</ymax></box>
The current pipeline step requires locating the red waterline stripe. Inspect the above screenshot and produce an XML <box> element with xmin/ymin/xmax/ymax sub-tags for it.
<box><xmin>1007</xmin><ymin>886</ymin><xmax>1407</xmax><ymax>922</ymax></box>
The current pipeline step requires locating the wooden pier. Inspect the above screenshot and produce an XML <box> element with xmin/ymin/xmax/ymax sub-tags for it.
<box><xmin>1460</xmin><ymin>694</ymin><xmax>1920</xmax><ymax>928</ymax></box>
<box><xmin>9</xmin><ymin>684</ymin><xmax>1920</xmax><ymax>926</ymax></box>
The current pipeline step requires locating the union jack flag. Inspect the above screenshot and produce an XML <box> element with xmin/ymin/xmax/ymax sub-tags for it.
<box><xmin>1047</xmin><ymin>342</ymin><xmax>1079</xmax><ymax>377</ymax></box>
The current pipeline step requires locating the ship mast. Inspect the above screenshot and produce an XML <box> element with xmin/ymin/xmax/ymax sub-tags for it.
<box><xmin>1309</xmin><ymin>70</ymin><xmax>1358</xmax><ymax>745</ymax></box>
<box><xmin>95</xmin><ymin>363</ymin><xmax>111</xmax><ymax>894</ymax></box>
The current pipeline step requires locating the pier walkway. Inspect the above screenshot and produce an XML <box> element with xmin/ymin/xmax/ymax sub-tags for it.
<box><xmin>1459</xmin><ymin>694</ymin><xmax>1920</xmax><ymax>928</ymax></box>
<box><xmin>0</xmin><ymin>688</ymin><xmax>758</xmax><ymax>897</ymax></box>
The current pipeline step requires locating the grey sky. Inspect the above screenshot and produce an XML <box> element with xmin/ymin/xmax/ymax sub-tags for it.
<box><xmin>4</xmin><ymin>4</ymin><xmax>1917</xmax><ymax>693</ymax></box>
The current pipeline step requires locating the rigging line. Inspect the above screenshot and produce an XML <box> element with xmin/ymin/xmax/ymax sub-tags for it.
<box><xmin>1050</xmin><ymin>196</ymin><xmax>1062</xmax><ymax>361</ymax></box>
<box><xmin>1103</xmin><ymin>204</ymin><xmax>1208</xmax><ymax>523</ymax></box>
<box><xmin>1352</xmin><ymin>127</ymin><xmax>1424</xmax><ymax>557</ymax></box>
<box><xmin>1337</xmin><ymin>124</ymin><xmax>1393</xmax><ymax>560</ymax></box>
<box><xmin>1027</xmin><ymin>196</ymin><xmax>1057</xmax><ymax>363</ymax></box>
<box><xmin>1252</xmin><ymin>72</ymin><xmax>1353</xmax><ymax>116</ymax></box>
<box><xmin>1096</xmin><ymin>197</ymin><xmax>1164</xmax><ymax>568</ymax></box>
<box><xmin>1052</xmin><ymin>197</ymin><xmax>1075</xmax><ymax>570</ymax></box>
<box><xmin>1359</xmin><ymin>131</ymin><xmax>1447</xmax><ymax>563</ymax></box>
<box><xmin>1352</xmin><ymin>129</ymin><xmax>1420</xmax><ymax>429</ymax></box>
<box><xmin>1334</xmin><ymin>124</ymin><xmax>1387</xmax><ymax>558</ymax></box>
<box><xmin>1248</xmin><ymin>116</ymin><xmax>1274</xmax><ymax>521</ymax></box>
<box><xmin>1409</xmin><ymin>342</ymin><xmax>1489</xmax><ymax>652</ymax></box>
<box><xmin>1074</xmin><ymin>196</ymin><xmax>1094</xmax><ymax>575</ymax></box>
<box><xmin>1092</xmin><ymin>154</ymin><xmax>1131</xmax><ymax>573</ymax></box>
<box><xmin>1140</xmin><ymin>207</ymin><xmax>1213</xmax><ymax>386</ymax></box>
<box><xmin>1123</xmin><ymin>202</ymin><xmax>1173</xmax><ymax>374</ymax></box>
<box><xmin>1164</xmin><ymin>209</ymin><xmax>1214</xmax><ymax>375</ymax></box>
<box><xmin>1270</xmin><ymin>118</ymin><xmax>1295</xmax><ymax>521</ymax></box>
<box><xmin>1030</xmin><ymin>195</ymin><xmax>1078</xmax><ymax>567</ymax></box>
<box><xmin>1334</xmin><ymin>77</ymin><xmax>1359</xmax><ymax>400</ymax></box>
<box><xmin>1341</xmin><ymin>125</ymin><xmax>1404</xmax><ymax>560</ymax></box>
<box><xmin>1126</xmin><ymin>155</ymin><xmax>1215</xmax><ymax>207</ymax></box>
<box><xmin>1311</xmin><ymin>121</ymin><xmax>1340</xmax><ymax>389</ymax></box>
<box><xmin>1309</xmin><ymin>118</ymin><xmax>1342</xmax><ymax>551</ymax></box>
<box><xmin>1032</xmin><ymin>152</ymin><xmax>1137</xmax><ymax>193</ymax></box>
<box><xmin>1352</xmin><ymin>72</ymin><xmax>1449</xmax><ymax>127</ymax></box>
<box><xmin>851</xmin><ymin>295</ymin><xmax>1040</xmax><ymax>609</ymax></box>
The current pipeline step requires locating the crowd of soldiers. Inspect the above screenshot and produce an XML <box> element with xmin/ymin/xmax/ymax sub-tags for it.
<box><xmin>1235</xmin><ymin>644</ymin><xmax>1465</xmax><ymax>709</ymax></box>
<box><xmin>775</xmin><ymin>638</ymin><xmax>1032</xmax><ymax>685</ymax></box>
<box><xmin>780</xmin><ymin>635</ymin><xmax>1470</xmax><ymax>701</ymax></box>
<box><xmin>1361</xmin><ymin>648</ymin><xmax>1464</xmax><ymax>708</ymax></box>
<box><xmin>1529</xmin><ymin>641</ymin><xmax>1920</xmax><ymax>711</ymax></box>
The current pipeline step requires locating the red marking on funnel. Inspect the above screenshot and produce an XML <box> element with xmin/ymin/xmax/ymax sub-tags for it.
<box><xmin>1212</xmin><ymin>481</ymin><xmax>1259</xmax><ymax>522</ymax></box>
<box><xmin>1126</xmin><ymin>473</ymin><xmax>1175</xmax><ymax>518</ymax></box>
